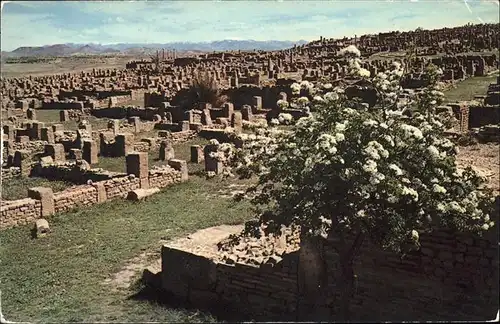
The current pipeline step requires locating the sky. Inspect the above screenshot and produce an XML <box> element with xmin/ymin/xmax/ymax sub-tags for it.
<box><xmin>1</xmin><ymin>0</ymin><xmax>499</xmax><ymax>51</ymax></box>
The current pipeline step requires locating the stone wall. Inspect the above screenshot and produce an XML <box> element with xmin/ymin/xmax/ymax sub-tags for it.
<box><xmin>160</xmin><ymin>246</ymin><xmax>299</xmax><ymax>321</ymax></box>
<box><xmin>469</xmin><ymin>105</ymin><xmax>500</xmax><ymax>128</ymax></box>
<box><xmin>159</xmin><ymin>226</ymin><xmax>498</xmax><ymax>321</ymax></box>
<box><xmin>0</xmin><ymin>198</ymin><xmax>41</xmax><ymax>228</ymax></box>
<box><xmin>103</xmin><ymin>176</ymin><xmax>141</xmax><ymax>199</ymax></box>
<box><xmin>0</xmin><ymin>160</ymin><xmax>188</xmax><ymax>230</ymax></box>
<box><xmin>54</xmin><ymin>185</ymin><xmax>98</xmax><ymax>213</ymax></box>
<box><xmin>318</xmin><ymin>228</ymin><xmax>498</xmax><ymax>321</ymax></box>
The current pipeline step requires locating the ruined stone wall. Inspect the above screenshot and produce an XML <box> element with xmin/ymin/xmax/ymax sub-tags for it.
<box><xmin>170</xmin><ymin>130</ymin><xmax>197</xmax><ymax>143</ymax></box>
<box><xmin>160</xmin><ymin>247</ymin><xmax>299</xmax><ymax>321</ymax></box>
<box><xmin>159</xmin><ymin>226</ymin><xmax>498</xmax><ymax>321</ymax></box>
<box><xmin>54</xmin><ymin>185</ymin><xmax>98</xmax><ymax>213</ymax></box>
<box><xmin>148</xmin><ymin>166</ymin><xmax>184</xmax><ymax>188</ymax></box>
<box><xmin>0</xmin><ymin>163</ymin><xmax>187</xmax><ymax>229</ymax></box>
<box><xmin>102</xmin><ymin>176</ymin><xmax>141</xmax><ymax>199</ymax></box>
<box><xmin>319</xmin><ymin>228</ymin><xmax>498</xmax><ymax>321</ymax></box>
<box><xmin>0</xmin><ymin>167</ymin><xmax>21</xmax><ymax>180</ymax></box>
<box><xmin>469</xmin><ymin>106</ymin><xmax>500</xmax><ymax>128</ymax></box>
<box><xmin>10</xmin><ymin>141</ymin><xmax>46</xmax><ymax>154</ymax></box>
<box><xmin>0</xmin><ymin>198</ymin><xmax>41</xmax><ymax>228</ymax></box>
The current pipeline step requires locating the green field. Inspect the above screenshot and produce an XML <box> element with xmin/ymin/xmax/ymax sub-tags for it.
<box><xmin>0</xmin><ymin>176</ymin><xmax>254</xmax><ymax>322</ymax></box>
<box><xmin>1</xmin><ymin>177</ymin><xmax>73</xmax><ymax>200</ymax></box>
<box><xmin>443</xmin><ymin>73</ymin><xmax>498</xmax><ymax>103</ymax></box>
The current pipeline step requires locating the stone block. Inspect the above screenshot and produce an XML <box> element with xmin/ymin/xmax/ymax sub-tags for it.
<box><xmin>93</xmin><ymin>182</ymin><xmax>107</xmax><ymax>203</ymax></box>
<box><xmin>180</xmin><ymin>121</ymin><xmax>190</xmax><ymax>131</ymax></box>
<box><xmin>82</xmin><ymin>140</ymin><xmax>98</xmax><ymax>165</ymax></box>
<box><xmin>159</xmin><ymin>141</ymin><xmax>175</xmax><ymax>161</ymax></box>
<box><xmin>44</xmin><ymin>143</ymin><xmax>65</xmax><ymax>162</ymax></box>
<box><xmin>168</xmin><ymin>159</ymin><xmax>188</xmax><ymax>181</ymax></box>
<box><xmin>34</xmin><ymin>219</ymin><xmax>50</xmax><ymax>238</ymax></box>
<box><xmin>223</xmin><ymin>102</ymin><xmax>234</xmax><ymax>118</ymax></box>
<box><xmin>126</xmin><ymin>188</ymin><xmax>160</xmax><ymax>201</ymax></box>
<box><xmin>60</xmin><ymin>110</ymin><xmax>69</xmax><ymax>122</ymax></box>
<box><xmin>190</xmin><ymin>145</ymin><xmax>204</xmax><ymax>163</ymax></box>
<box><xmin>241</xmin><ymin>105</ymin><xmax>252</xmax><ymax>121</ymax></box>
<box><xmin>231</xmin><ymin>111</ymin><xmax>243</xmax><ymax>134</ymax></box>
<box><xmin>115</xmin><ymin>133</ymin><xmax>135</xmax><ymax>156</ymax></box>
<box><xmin>40</xmin><ymin>127</ymin><xmax>55</xmax><ymax>144</ymax></box>
<box><xmin>28</xmin><ymin>187</ymin><xmax>54</xmax><ymax>217</ymax></box>
<box><xmin>69</xmin><ymin>148</ymin><xmax>83</xmax><ymax>160</ymax></box>
<box><xmin>126</xmin><ymin>152</ymin><xmax>149</xmax><ymax>185</ymax></box>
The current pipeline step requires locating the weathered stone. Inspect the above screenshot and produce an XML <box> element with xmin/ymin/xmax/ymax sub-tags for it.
<box><xmin>127</xmin><ymin>188</ymin><xmax>160</xmax><ymax>201</ymax></box>
<box><xmin>34</xmin><ymin>219</ymin><xmax>50</xmax><ymax>238</ymax></box>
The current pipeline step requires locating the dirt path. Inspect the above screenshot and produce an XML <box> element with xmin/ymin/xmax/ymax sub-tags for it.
<box><xmin>102</xmin><ymin>225</ymin><xmax>243</xmax><ymax>291</ymax></box>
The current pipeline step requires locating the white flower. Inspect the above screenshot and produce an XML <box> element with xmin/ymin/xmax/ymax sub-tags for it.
<box><xmin>209</xmin><ymin>139</ymin><xmax>220</xmax><ymax>145</ymax></box>
<box><xmin>357</xmin><ymin>210</ymin><xmax>366</xmax><ymax>218</ymax></box>
<box><xmin>387</xmin><ymin>195</ymin><xmax>398</xmax><ymax>203</ymax></box>
<box><xmin>335</xmin><ymin>133</ymin><xmax>345</xmax><ymax>142</ymax></box>
<box><xmin>335</xmin><ymin>122</ymin><xmax>347</xmax><ymax>132</ymax></box>
<box><xmin>411</xmin><ymin>229</ymin><xmax>419</xmax><ymax>241</ymax></box>
<box><xmin>376</xmin><ymin>72</ymin><xmax>388</xmax><ymax>79</ymax></box>
<box><xmin>400</xmin><ymin>124</ymin><xmax>423</xmax><ymax>140</ymax></box>
<box><xmin>387</xmin><ymin>110</ymin><xmax>403</xmax><ymax>118</ymax></box>
<box><xmin>427</xmin><ymin>145</ymin><xmax>440</xmax><ymax>159</ymax></box>
<box><xmin>339</xmin><ymin>45</ymin><xmax>361</xmax><ymax>57</ymax></box>
<box><xmin>388</xmin><ymin>164</ymin><xmax>403</xmax><ymax>176</ymax></box>
<box><xmin>363</xmin><ymin>160</ymin><xmax>378</xmax><ymax>174</ymax></box>
<box><xmin>324</xmin><ymin>92</ymin><xmax>339</xmax><ymax>102</ymax></box>
<box><xmin>297</xmin><ymin>96</ymin><xmax>310</xmax><ymax>105</ymax></box>
<box><xmin>322</xmin><ymin>83</ymin><xmax>333</xmax><ymax>90</ymax></box>
<box><xmin>436</xmin><ymin>203</ymin><xmax>446</xmax><ymax>212</ymax></box>
<box><xmin>402</xmin><ymin>186</ymin><xmax>419</xmax><ymax>201</ymax></box>
<box><xmin>358</xmin><ymin>68</ymin><xmax>371</xmax><ymax>78</ymax></box>
<box><xmin>363</xmin><ymin>119</ymin><xmax>378</xmax><ymax>127</ymax></box>
<box><xmin>313</xmin><ymin>95</ymin><xmax>324</xmax><ymax>102</ymax></box>
<box><xmin>277</xmin><ymin>99</ymin><xmax>289</xmax><ymax>109</ymax></box>
<box><xmin>481</xmin><ymin>224</ymin><xmax>489</xmax><ymax>230</ymax></box>
<box><xmin>270</xmin><ymin>118</ymin><xmax>280</xmax><ymax>126</ymax></box>
<box><xmin>432</xmin><ymin>184</ymin><xmax>447</xmax><ymax>194</ymax></box>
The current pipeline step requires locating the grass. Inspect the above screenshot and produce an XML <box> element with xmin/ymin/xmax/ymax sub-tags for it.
<box><xmin>443</xmin><ymin>73</ymin><xmax>499</xmax><ymax>103</ymax></box>
<box><xmin>35</xmin><ymin>109</ymin><xmax>114</xmax><ymax>131</ymax></box>
<box><xmin>1</xmin><ymin>177</ymin><xmax>74</xmax><ymax>200</ymax></box>
<box><xmin>0</xmin><ymin>176</ymin><xmax>255</xmax><ymax>322</ymax></box>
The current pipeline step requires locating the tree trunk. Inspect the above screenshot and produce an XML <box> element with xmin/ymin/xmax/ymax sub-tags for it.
<box><xmin>338</xmin><ymin>230</ymin><xmax>365</xmax><ymax>321</ymax></box>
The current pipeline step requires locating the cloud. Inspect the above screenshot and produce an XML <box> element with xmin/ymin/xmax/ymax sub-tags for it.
<box><xmin>1</xmin><ymin>0</ymin><xmax>499</xmax><ymax>51</ymax></box>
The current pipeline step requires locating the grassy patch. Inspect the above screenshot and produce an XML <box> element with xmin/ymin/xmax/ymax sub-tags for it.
<box><xmin>94</xmin><ymin>156</ymin><xmax>127</xmax><ymax>173</ymax></box>
<box><xmin>443</xmin><ymin>73</ymin><xmax>498</xmax><ymax>103</ymax></box>
<box><xmin>1</xmin><ymin>176</ymin><xmax>73</xmax><ymax>200</ymax></box>
<box><xmin>35</xmin><ymin>110</ymin><xmax>115</xmax><ymax>131</ymax></box>
<box><xmin>0</xmin><ymin>176</ymin><xmax>254</xmax><ymax>322</ymax></box>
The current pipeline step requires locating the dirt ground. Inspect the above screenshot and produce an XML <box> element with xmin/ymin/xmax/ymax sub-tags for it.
<box><xmin>456</xmin><ymin>143</ymin><xmax>500</xmax><ymax>194</ymax></box>
<box><xmin>103</xmin><ymin>225</ymin><xmax>243</xmax><ymax>291</ymax></box>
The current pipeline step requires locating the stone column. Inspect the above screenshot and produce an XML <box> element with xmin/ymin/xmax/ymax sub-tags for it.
<box><xmin>82</xmin><ymin>140</ymin><xmax>99</xmax><ymax>165</ymax></box>
<box><xmin>40</xmin><ymin>127</ymin><xmax>55</xmax><ymax>144</ymax></box>
<box><xmin>44</xmin><ymin>144</ymin><xmax>66</xmax><ymax>162</ymax></box>
<box><xmin>159</xmin><ymin>141</ymin><xmax>175</xmax><ymax>161</ymax></box>
<box><xmin>168</xmin><ymin>159</ymin><xmax>188</xmax><ymax>182</ymax></box>
<box><xmin>190</xmin><ymin>145</ymin><xmax>204</xmax><ymax>163</ymax></box>
<box><xmin>115</xmin><ymin>133</ymin><xmax>134</xmax><ymax>156</ymax></box>
<box><xmin>28</xmin><ymin>187</ymin><xmax>55</xmax><ymax>217</ymax></box>
<box><xmin>126</xmin><ymin>152</ymin><xmax>149</xmax><ymax>189</ymax></box>
<box><xmin>222</xmin><ymin>102</ymin><xmax>234</xmax><ymax>119</ymax></box>
<box><xmin>231</xmin><ymin>111</ymin><xmax>243</xmax><ymax>134</ymax></box>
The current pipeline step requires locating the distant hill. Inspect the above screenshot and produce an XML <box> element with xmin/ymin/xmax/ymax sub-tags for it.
<box><xmin>3</xmin><ymin>40</ymin><xmax>308</xmax><ymax>58</ymax></box>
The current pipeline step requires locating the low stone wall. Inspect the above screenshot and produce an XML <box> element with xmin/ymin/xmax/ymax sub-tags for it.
<box><xmin>0</xmin><ymin>160</ymin><xmax>188</xmax><ymax>230</ymax></box>
<box><xmin>54</xmin><ymin>185</ymin><xmax>98</xmax><ymax>213</ymax></box>
<box><xmin>161</xmin><ymin>246</ymin><xmax>299</xmax><ymax>321</ymax></box>
<box><xmin>1</xmin><ymin>167</ymin><xmax>21</xmax><ymax>180</ymax></box>
<box><xmin>103</xmin><ymin>176</ymin><xmax>141</xmax><ymax>199</ymax></box>
<box><xmin>0</xmin><ymin>198</ymin><xmax>41</xmax><ymax>228</ymax></box>
<box><xmin>159</xmin><ymin>225</ymin><xmax>498</xmax><ymax>321</ymax></box>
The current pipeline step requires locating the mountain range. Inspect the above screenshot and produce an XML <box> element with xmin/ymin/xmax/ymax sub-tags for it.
<box><xmin>2</xmin><ymin>40</ymin><xmax>308</xmax><ymax>58</ymax></box>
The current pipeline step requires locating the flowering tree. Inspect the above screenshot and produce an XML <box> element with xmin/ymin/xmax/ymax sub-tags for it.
<box><xmin>228</xmin><ymin>46</ymin><xmax>496</xmax><ymax>319</ymax></box>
